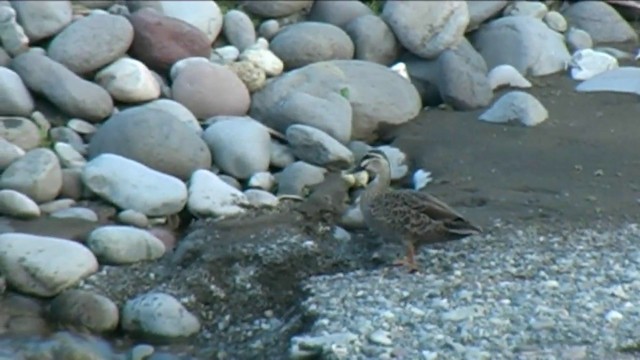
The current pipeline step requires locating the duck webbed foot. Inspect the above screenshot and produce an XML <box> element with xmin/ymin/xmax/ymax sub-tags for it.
<box><xmin>391</xmin><ymin>241</ymin><xmax>419</xmax><ymax>273</ymax></box>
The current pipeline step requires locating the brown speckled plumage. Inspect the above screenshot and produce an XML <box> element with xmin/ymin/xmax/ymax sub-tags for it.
<box><xmin>354</xmin><ymin>150</ymin><xmax>482</xmax><ymax>272</ymax></box>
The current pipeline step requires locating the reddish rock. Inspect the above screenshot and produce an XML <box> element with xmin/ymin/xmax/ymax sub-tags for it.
<box><xmin>127</xmin><ymin>8</ymin><xmax>211</xmax><ymax>73</ymax></box>
<box><xmin>172</xmin><ymin>61</ymin><xmax>250</xmax><ymax>119</ymax></box>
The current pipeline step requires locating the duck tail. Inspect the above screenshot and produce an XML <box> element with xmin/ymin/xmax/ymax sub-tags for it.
<box><xmin>444</xmin><ymin>217</ymin><xmax>483</xmax><ymax>235</ymax></box>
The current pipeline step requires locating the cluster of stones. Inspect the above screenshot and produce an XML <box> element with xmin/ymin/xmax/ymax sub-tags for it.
<box><xmin>0</xmin><ymin>0</ymin><xmax>637</xmax><ymax>357</ymax></box>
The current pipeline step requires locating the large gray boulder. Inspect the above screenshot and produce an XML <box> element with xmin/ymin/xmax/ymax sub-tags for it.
<box><xmin>562</xmin><ymin>1</ymin><xmax>638</xmax><ymax>44</ymax></box>
<box><xmin>382</xmin><ymin>1</ymin><xmax>469</xmax><ymax>59</ymax></box>
<box><xmin>88</xmin><ymin>106</ymin><xmax>211</xmax><ymax>180</ymax></box>
<box><xmin>270</xmin><ymin>22</ymin><xmax>355</xmax><ymax>70</ymax></box>
<box><xmin>471</xmin><ymin>16</ymin><xmax>571</xmax><ymax>76</ymax></box>
<box><xmin>250</xmin><ymin>60</ymin><xmax>422</xmax><ymax>143</ymax></box>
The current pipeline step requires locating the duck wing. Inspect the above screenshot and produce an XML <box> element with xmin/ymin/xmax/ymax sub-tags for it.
<box><xmin>368</xmin><ymin>190</ymin><xmax>482</xmax><ymax>236</ymax></box>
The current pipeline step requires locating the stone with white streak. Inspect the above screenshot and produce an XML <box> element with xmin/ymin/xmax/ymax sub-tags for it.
<box><xmin>87</xmin><ymin>225</ymin><xmax>166</xmax><ymax>264</ymax></box>
<box><xmin>95</xmin><ymin>57</ymin><xmax>160</xmax><ymax>103</ymax></box>
<box><xmin>187</xmin><ymin>169</ymin><xmax>249</xmax><ymax>218</ymax></box>
<box><xmin>0</xmin><ymin>189</ymin><xmax>40</xmax><ymax>218</ymax></box>
<box><xmin>0</xmin><ymin>233</ymin><xmax>98</xmax><ymax>297</ymax></box>
<box><xmin>82</xmin><ymin>154</ymin><xmax>188</xmax><ymax>217</ymax></box>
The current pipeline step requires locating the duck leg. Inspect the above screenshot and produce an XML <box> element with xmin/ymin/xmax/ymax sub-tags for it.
<box><xmin>392</xmin><ymin>240</ymin><xmax>419</xmax><ymax>273</ymax></box>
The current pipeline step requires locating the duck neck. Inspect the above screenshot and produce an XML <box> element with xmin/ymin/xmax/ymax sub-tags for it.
<box><xmin>360</xmin><ymin>169</ymin><xmax>391</xmax><ymax>208</ymax></box>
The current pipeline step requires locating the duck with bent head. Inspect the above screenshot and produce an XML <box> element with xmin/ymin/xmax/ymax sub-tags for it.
<box><xmin>348</xmin><ymin>150</ymin><xmax>482</xmax><ymax>273</ymax></box>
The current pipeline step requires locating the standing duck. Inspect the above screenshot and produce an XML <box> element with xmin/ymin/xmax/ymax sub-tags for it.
<box><xmin>349</xmin><ymin>150</ymin><xmax>482</xmax><ymax>272</ymax></box>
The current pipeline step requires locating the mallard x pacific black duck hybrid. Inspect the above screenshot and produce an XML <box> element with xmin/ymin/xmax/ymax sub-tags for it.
<box><xmin>348</xmin><ymin>150</ymin><xmax>482</xmax><ymax>272</ymax></box>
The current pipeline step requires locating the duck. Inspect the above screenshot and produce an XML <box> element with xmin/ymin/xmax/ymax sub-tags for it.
<box><xmin>347</xmin><ymin>150</ymin><xmax>482</xmax><ymax>272</ymax></box>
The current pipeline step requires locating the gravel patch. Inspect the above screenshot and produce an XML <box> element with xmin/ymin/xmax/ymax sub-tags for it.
<box><xmin>294</xmin><ymin>223</ymin><xmax>640</xmax><ymax>359</ymax></box>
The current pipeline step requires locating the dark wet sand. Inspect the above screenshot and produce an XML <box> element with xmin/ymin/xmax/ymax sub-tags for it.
<box><xmin>390</xmin><ymin>73</ymin><xmax>640</xmax><ymax>231</ymax></box>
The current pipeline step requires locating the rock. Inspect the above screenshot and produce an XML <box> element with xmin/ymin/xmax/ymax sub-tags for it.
<box><xmin>53</xmin><ymin>142</ymin><xmax>86</xmax><ymax>169</ymax></box>
<box><xmin>270</xmin><ymin>140</ymin><xmax>295</xmax><ymax>168</ymax></box>
<box><xmin>270</xmin><ymin>22</ymin><xmax>354</xmax><ymax>69</ymax></box>
<box><xmin>270</xmin><ymin>92</ymin><xmax>352</xmax><ymax>143</ymax></box>
<box><xmin>0</xmin><ymin>47</ymin><xmax>10</xmax><ymax>66</ymax></box>
<box><xmin>11</xmin><ymin>0</ymin><xmax>72</xmax><ymax>42</ymax></box>
<box><xmin>383</xmin><ymin>1</ymin><xmax>469</xmax><ymax>59</ymax></box>
<box><xmin>375</xmin><ymin>145</ymin><xmax>408</xmax><ymax>180</ymax></box>
<box><xmin>479</xmin><ymin>91</ymin><xmax>548</xmax><ymax>127</ymax></box>
<box><xmin>121</xmin><ymin>292</ymin><xmax>200</xmax><ymax>339</ymax></box>
<box><xmin>503</xmin><ymin>1</ymin><xmax>548</xmax><ymax>18</ymax></box>
<box><xmin>562</xmin><ymin>1</ymin><xmax>638</xmax><ymax>44</ymax></box>
<box><xmin>258</xmin><ymin>19</ymin><xmax>279</xmax><ymax>40</ymax></box>
<box><xmin>308</xmin><ymin>0</ymin><xmax>373</xmax><ymax>28</ymax></box>
<box><xmin>286</xmin><ymin>124</ymin><xmax>354</xmax><ymax>169</ymax></box>
<box><xmin>488</xmin><ymin>64</ymin><xmax>533</xmax><ymax>90</ymax></box>
<box><xmin>60</xmin><ymin>168</ymin><xmax>85</xmax><ymax>200</ymax></box>
<box><xmin>244</xmin><ymin>189</ymin><xmax>279</xmax><ymax>208</ymax></box>
<box><xmin>565</xmin><ymin>27</ymin><xmax>593</xmax><ymax>52</ymax></box>
<box><xmin>0</xmin><ymin>67</ymin><xmax>34</xmax><ymax>117</ymax></box>
<box><xmin>87</xmin><ymin>225</ymin><xmax>166</xmax><ymax>264</ymax></box>
<box><xmin>212</xmin><ymin>45</ymin><xmax>240</xmax><ymax>64</ymax></box>
<box><xmin>239</xmin><ymin>47</ymin><xmax>284</xmax><ymax>77</ymax></box>
<box><xmin>47</xmin><ymin>13</ymin><xmax>134</xmax><ymax>75</ymax></box>
<box><xmin>0</xmin><ymin>5</ymin><xmax>29</xmax><ymax>56</ymax></box>
<box><xmin>227</xmin><ymin>60</ymin><xmax>267</xmax><ymax>93</ymax></box>
<box><xmin>128</xmin><ymin>8</ymin><xmax>211</xmax><ymax>73</ymax></box>
<box><xmin>242</xmin><ymin>0</ymin><xmax>313</xmax><ymax>18</ymax></box>
<box><xmin>82</xmin><ymin>154</ymin><xmax>188</xmax><ymax>217</ymax></box>
<box><xmin>117</xmin><ymin>209</ymin><xmax>150</xmax><ymax>228</ymax></box>
<box><xmin>471</xmin><ymin>16</ymin><xmax>571</xmax><ymax>76</ymax></box>
<box><xmin>126</xmin><ymin>0</ymin><xmax>223</xmax><ymax>44</ymax></box>
<box><xmin>219</xmin><ymin>174</ymin><xmax>242</xmax><ymax>190</ymax></box>
<box><xmin>544</xmin><ymin>11</ymin><xmax>568</xmax><ymax>32</ymax></box>
<box><xmin>345</xmin><ymin>14</ymin><xmax>400</xmax><ymax>66</ymax></box>
<box><xmin>48</xmin><ymin>289</ymin><xmax>119</xmax><ymax>332</ymax></box>
<box><xmin>275</xmin><ymin>161</ymin><xmax>326</xmax><ymax>196</ymax></box>
<box><xmin>250</xmin><ymin>60</ymin><xmax>422</xmax><ymax>142</ymax></box>
<box><xmin>10</xmin><ymin>50</ymin><xmax>114</xmax><ymax>122</ymax></box>
<box><xmin>437</xmin><ymin>39</ymin><xmax>493</xmax><ymax>110</ymax></box>
<box><xmin>202</xmin><ymin>117</ymin><xmax>271</xmax><ymax>179</ymax></box>
<box><xmin>51</xmin><ymin>207</ymin><xmax>99</xmax><ymax>222</ymax></box>
<box><xmin>88</xmin><ymin>106</ymin><xmax>211</xmax><ymax>180</ymax></box>
<box><xmin>248</xmin><ymin>171</ymin><xmax>276</xmax><ymax>191</ymax></box>
<box><xmin>50</xmin><ymin>126</ymin><xmax>85</xmax><ymax>155</ymax></box>
<box><xmin>137</xmin><ymin>99</ymin><xmax>201</xmax><ymax>135</ymax></box>
<box><xmin>223</xmin><ymin>10</ymin><xmax>256</xmax><ymax>52</ymax></box>
<box><xmin>172</xmin><ymin>60</ymin><xmax>250</xmax><ymax>119</ymax></box>
<box><xmin>575</xmin><ymin>66</ymin><xmax>640</xmax><ymax>95</ymax></box>
<box><xmin>39</xmin><ymin>198</ymin><xmax>75</xmax><ymax>214</ymax></box>
<box><xmin>0</xmin><ymin>137</ymin><xmax>25</xmax><ymax>170</ymax></box>
<box><xmin>187</xmin><ymin>169</ymin><xmax>249</xmax><ymax>218</ymax></box>
<box><xmin>0</xmin><ymin>233</ymin><xmax>98</xmax><ymax>297</ymax></box>
<box><xmin>67</xmin><ymin>118</ymin><xmax>97</xmax><ymax>135</ymax></box>
<box><xmin>0</xmin><ymin>189</ymin><xmax>40</xmax><ymax>218</ymax></box>
<box><xmin>0</xmin><ymin>148</ymin><xmax>62</xmax><ymax>203</ymax></box>
<box><xmin>0</xmin><ymin>117</ymin><xmax>40</xmax><ymax>151</ymax></box>
<box><xmin>466</xmin><ymin>1</ymin><xmax>508</xmax><ymax>31</ymax></box>
<box><xmin>568</xmin><ymin>49</ymin><xmax>618</xmax><ymax>81</ymax></box>
<box><xmin>95</xmin><ymin>57</ymin><xmax>160</xmax><ymax>103</ymax></box>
